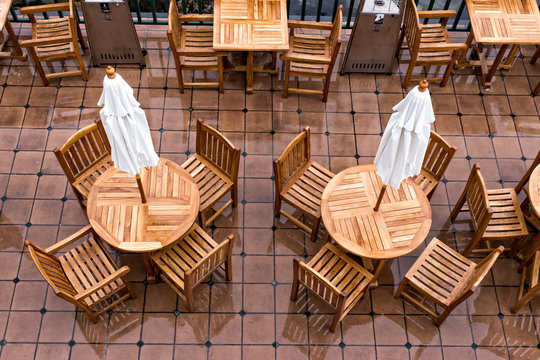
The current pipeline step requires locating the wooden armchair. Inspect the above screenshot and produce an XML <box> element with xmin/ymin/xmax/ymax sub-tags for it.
<box><xmin>512</xmin><ymin>249</ymin><xmax>540</xmax><ymax>313</ymax></box>
<box><xmin>394</xmin><ymin>238</ymin><xmax>503</xmax><ymax>326</ymax></box>
<box><xmin>19</xmin><ymin>0</ymin><xmax>88</xmax><ymax>86</ymax></box>
<box><xmin>396</xmin><ymin>0</ymin><xmax>467</xmax><ymax>89</ymax></box>
<box><xmin>515</xmin><ymin>149</ymin><xmax>540</xmax><ymax>230</ymax></box>
<box><xmin>280</xmin><ymin>5</ymin><xmax>342</xmax><ymax>102</ymax></box>
<box><xmin>450</xmin><ymin>164</ymin><xmax>528</xmax><ymax>257</ymax></box>
<box><xmin>168</xmin><ymin>0</ymin><xmax>228</xmax><ymax>93</ymax></box>
<box><xmin>25</xmin><ymin>225</ymin><xmax>136</xmax><ymax>323</ymax></box>
<box><xmin>273</xmin><ymin>127</ymin><xmax>334</xmax><ymax>242</ymax></box>
<box><xmin>411</xmin><ymin>131</ymin><xmax>457</xmax><ymax>199</ymax></box>
<box><xmin>152</xmin><ymin>224</ymin><xmax>234</xmax><ymax>312</ymax></box>
<box><xmin>54</xmin><ymin>119</ymin><xmax>113</xmax><ymax>210</ymax></box>
<box><xmin>181</xmin><ymin>120</ymin><xmax>241</xmax><ymax>230</ymax></box>
<box><xmin>291</xmin><ymin>243</ymin><xmax>373</xmax><ymax>332</ymax></box>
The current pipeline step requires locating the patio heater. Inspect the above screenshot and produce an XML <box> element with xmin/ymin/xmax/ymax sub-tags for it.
<box><xmin>81</xmin><ymin>0</ymin><xmax>146</xmax><ymax>67</ymax></box>
<box><xmin>340</xmin><ymin>0</ymin><xmax>404</xmax><ymax>74</ymax></box>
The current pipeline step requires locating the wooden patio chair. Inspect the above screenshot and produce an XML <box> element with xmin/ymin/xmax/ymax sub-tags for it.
<box><xmin>450</xmin><ymin>164</ymin><xmax>528</xmax><ymax>257</ymax></box>
<box><xmin>181</xmin><ymin>120</ymin><xmax>241</xmax><ymax>230</ymax></box>
<box><xmin>512</xmin><ymin>249</ymin><xmax>540</xmax><ymax>313</ymax></box>
<box><xmin>515</xmin><ymin>149</ymin><xmax>540</xmax><ymax>230</ymax></box>
<box><xmin>25</xmin><ymin>225</ymin><xmax>136</xmax><ymax>323</ymax></box>
<box><xmin>168</xmin><ymin>0</ymin><xmax>228</xmax><ymax>93</ymax></box>
<box><xmin>396</xmin><ymin>0</ymin><xmax>467</xmax><ymax>89</ymax></box>
<box><xmin>411</xmin><ymin>131</ymin><xmax>457</xmax><ymax>199</ymax></box>
<box><xmin>291</xmin><ymin>243</ymin><xmax>373</xmax><ymax>332</ymax></box>
<box><xmin>273</xmin><ymin>127</ymin><xmax>334</xmax><ymax>242</ymax></box>
<box><xmin>394</xmin><ymin>237</ymin><xmax>503</xmax><ymax>326</ymax></box>
<box><xmin>280</xmin><ymin>5</ymin><xmax>343</xmax><ymax>102</ymax></box>
<box><xmin>54</xmin><ymin>119</ymin><xmax>113</xmax><ymax>210</ymax></box>
<box><xmin>152</xmin><ymin>224</ymin><xmax>234</xmax><ymax>312</ymax></box>
<box><xmin>19</xmin><ymin>0</ymin><xmax>88</xmax><ymax>86</ymax></box>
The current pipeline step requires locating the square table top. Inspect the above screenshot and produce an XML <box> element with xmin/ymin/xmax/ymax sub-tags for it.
<box><xmin>466</xmin><ymin>0</ymin><xmax>540</xmax><ymax>44</ymax></box>
<box><xmin>213</xmin><ymin>0</ymin><xmax>289</xmax><ymax>51</ymax></box>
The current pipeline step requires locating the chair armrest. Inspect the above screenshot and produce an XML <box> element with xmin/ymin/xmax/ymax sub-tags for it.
<box><xmin>418</xmin><ymin>10</ymin><xmax>456</xmax><ymax>19</ymax></box>
<box><xmin>288</xmin><ymin>20</ymin><xmax>333</xmax><ymax>31</ymax></box>
<box><xmin>45</xmin><ymin>225</ymin><xmax>93</xmax><ymax>254</ymax></box>
<box><xmin>20</xmin><ymin>35</ymin><xmax>74</xmax><ymax>48</ymax></box>
<box><xmin>178</xmin><ymin>14</ymin><xmax>213</xmax><ymax>22</ymax></box>
<box><xmin>419</xmin><ymin>42</ymin><xmax>468</xmax><ymax>52</ymax></box>
<box><xmin>74</xmin><ymin>266</ymin><xmax>131</xmax><ymax>301</ymax></box>
<box><xmin>19</xmin><ymin>3</ymin><xmax>70</xmax><ymax>15</ymax></box>
<box><xmin>280</xmin><ymin>52</ymin><xmax>332</xmax><ymax>64</ymax></box>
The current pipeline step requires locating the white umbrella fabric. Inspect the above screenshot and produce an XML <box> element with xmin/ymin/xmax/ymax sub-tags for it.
<box><xmin>373</xmin><ymin>80</ymin><xmax>434</xmax><ymax>210</ymax></box>
<box><xmin>98</xmin><ymin>67</ymin><xmax>159</xmax><ymax>203</ymax></box>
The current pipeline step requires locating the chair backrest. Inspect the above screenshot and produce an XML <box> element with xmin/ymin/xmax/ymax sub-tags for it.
<box><xmin>422</xmin><ymin>131</ymin><xmax>457</xmax><ymax>182</ymax></box>
<box><xmin>403</xmin><ymin>0</ymin><xmax>422</xmax><ymax>54</ymax></box>
<box><xmin>68</xmin><ymin>0</ymin><xmax>77</xmax><ymax>36</ymax></box>
<box><xmin>53</xmin><ymin>119</ymin><xmax>111</xmax><ymax>184</ymax></box>
<box><xmin>185</xmin><ymin>234</ymin><xmax>234</xmax><ymax>288</ymax></box>
<box><xmin>457</xmin><ymin>246</ymin><xmax>504</xmax><ymax>300</ymax></box>
<box><xmin>273</xmin><ymin>127</ymin><xmax>311</xmax><ymax>196</ymax></box>
<box><xmin>168</xmin><ymin>0</ymin><xmax>182</xmax><ymax>53</ymax></box>
<box><xmin>294</xmin><ymin>258</ymin><xmax>344</xmax><ymax>310</ymax></box>
<box><xmin>464</xmin><ymin>164</ymin><xmax>493</xmax><ymax>233</ymax></box>
<box><xmin>25</xmin><ymin>241</ymin><xmax>77</xmax><ymax>299</ymax></box>
<box><xmin>195</xmin><ymin>120</ymin><xmax>241</xmax><ymax>181</ymax></box>
<box><xmin>328</xmin><ymin>6</ymin><xmax>343</xmax><ymax>57</ymax></box>
<box><xmin>515</xmin><ymin>149</ymin><xmax>540</xmax><ymax>195</ymax></box>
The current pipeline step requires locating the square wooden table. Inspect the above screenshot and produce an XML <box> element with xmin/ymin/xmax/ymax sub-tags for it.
<box><xmin>0</xmin><ymin>0</ymin><xmax>27</xmax><ymax>61</ymax></box>
<box><xmin>213</xmin><ymin>0</ymin><xmax>289</xmax><ymax>93</ymax></box>
<box><xmin>457</xmin><ymin>0</ymin><xmax>540</xmax><ymax>88</ymax></box>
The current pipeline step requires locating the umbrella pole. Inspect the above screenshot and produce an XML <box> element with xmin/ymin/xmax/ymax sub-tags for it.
<box><xmin>135</xmin><ymin>174</ymin><xmax>147</xmax><ymax>203</ymax></box>
<box><xmin>374</xmin><ymin>185</ymin><xmax>387</xmax><ymax>211</ymax></box>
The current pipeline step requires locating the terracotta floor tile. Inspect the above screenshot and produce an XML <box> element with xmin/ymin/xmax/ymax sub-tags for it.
<box><xmin>243</xmin><ymin>313</ymin><xmax>274</xmax><ymax>344</ymax></box>
<box><xmin>0</xmin><ymin>344</ymin><xmax>37</xmax><ymax>360</ymax></box>
<box><xmin>483</xmin><ymin>95</ymin><xmax>511</xmax><ymax>116</ymax></box>
<box><xmin>0</xmin><ymin>106</ymin><xmax>25</xmax><ymax>126</ymax></box>
<box><xmin>5</xmin><ymin>311</ymin><xmax>42</xmax><ymax>342</ymax></box>
<box><xmin>461</xmin><ymin>115</ymin><xmax>490</xmax><ymax>135</ymax></box>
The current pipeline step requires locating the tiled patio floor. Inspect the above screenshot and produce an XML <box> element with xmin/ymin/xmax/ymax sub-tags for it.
<box><xmin>0</xmin><ymin>22</ymin><xmax>540</xmax><ymax>360</ymax></box>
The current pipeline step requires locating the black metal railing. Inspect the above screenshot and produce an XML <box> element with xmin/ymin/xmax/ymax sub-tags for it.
<box><xmin>8</xmin><ymin>0</ymin><xmax>471</xmax><ymax>29</ymax></box>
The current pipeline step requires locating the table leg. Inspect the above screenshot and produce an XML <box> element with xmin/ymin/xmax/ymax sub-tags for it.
<box><xmin>142</xmin><ymin>253</ymin><xmax>158</xmax><ymax>283</ymax></box>
<box><xmin>247</xmin><ymin>51</ymin><xmax>254</xmax><ymax>94</ymax></box>
<box><xmin>482</xmin><ymin>44</ymin><xmax>508</xmax><ymax>88</ymax></box>
<box><xmin>1</xmin><ymin>20</ymin><xmax>27</xmax><ymax>61</ymax></box>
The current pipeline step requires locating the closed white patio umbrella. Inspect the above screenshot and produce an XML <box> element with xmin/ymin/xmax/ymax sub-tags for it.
<box><xmin>373</xmin><ymin>79</ymin><xmax>434</xmax><ymax>211</ymax></box>
<box><xmin>97</xmin><ymin>66</ymin><xmax>159</xmax><ymax>203</ymax></box>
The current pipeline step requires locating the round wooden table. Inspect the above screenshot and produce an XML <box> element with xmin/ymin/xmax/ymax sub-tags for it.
<box><xmin>87</xmin><ymin>158</ymin><xmax>199</xmax><ymax>282</ymax></box>
<box><xmin>529</xmin><ymin>165</ymin><xmax>540</xmax><ymax>219</ymax></box>
<box><xmin>321</xmin><ymin>164</ymin><xmax>432</xmax><ymax>284</ymax></box>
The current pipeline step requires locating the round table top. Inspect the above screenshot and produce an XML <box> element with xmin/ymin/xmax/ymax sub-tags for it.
<box><xmin>321</xmin><ymin>164</ymin><xmax>432</xmax><ymax>260</ymax></box>
<box><xmin>529</xmin><ymin>165</ymin><xmax>540</xmax><ymax>218</ymax></box>
<box><xmin>87</xmin><ymin>158</ymin><xmax>199</xmax><ymax>253</ymax></box>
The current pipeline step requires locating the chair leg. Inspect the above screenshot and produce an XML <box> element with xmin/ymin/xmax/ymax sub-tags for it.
<box><xmin>310</xmin><ymin>217</ymin><xmax>320</xmax><ymax>242</ymax></box>
<box><xmin>28</xmin><ymin>48</ymin><xmax>48</xmax><ymax>86</ymax></box>
<box><xmin>450</xmin><ymin>188</ymin><xmax>467</xmax><ymax>220</ymax></box>
<box><xmin>531</xmin><ymin>46</ymin><xmax>540</xmax><ymax>64</ymax></box>
<box><xmin>462</xmin><ymin>232</ymin><xmax>483</xmax><ymax>257</ymax></box>
<box><xmin>271</xmin><ymin>51</ymin><xmax>277</xmax><ymax>70</ymax></box>
<box><xmin>393</xmin><ymin>278</ymin><xmax>408</xmax><ymax>299</ymax></box>
<box><xmin>533</xmin><ymin>81</ymin><xmax>540</xmax><ymax>96</ymax></box>
<box><xmin>74</xmin><ymin>48</ymin><xmax>88</xmax><ymax>81</ymax></box>
<box><xmin>402</xmin><ymin>60</ymin><xmax>415</xmax><ymax>89</ymax></box>
<box><xmin>218</xmin><ymin>57</ymin><xmax>224</xmax><ymax>94</ymax></box>
<box><xmin>283</xmin><ymin>61</ymin><xmax>290</xmax><ymax>98</ymax></box>
<box><xmin>231</xmin><ymin>184</ymin><xmax>238</xmax><ymax>208</ymax></box>
<box><xmin>511</xmin><ymin>288</ymin><xmax>538</xmax><ymax>313</ymax></box>
<box><xmin>274</xmin><ymin>196</ymin><xmax>281</xmax><ymax>219</ymax></box>
<box><xmin>225</xmin><ymin>259</ymin><xmax>233</xmax><ymax>281</ymax></box>
<box><xmin>122</xmin><ymin>276</ymin><xmax>137</xmax><ymax>299</ymax></box>
<box><xmin>507</xmin><ymin>236</ymin><xmax>527</xmax><ymax>258</ymax></box>
<box><xmin>186</xmin><ymin>287</ymin><xmax>195</xmax><ymax>312</ymax></box>
<box><xmin>290</xmin><ymin>258</ymin><xmax>300</xmax><ymax>301</ymax></box>
<box><xmin>177</xmin><ymin>68</ymin><xmax>185</xmax><ymax>94</ymax></box>
<box><xmin>199</xmin><ymin>210</ymin><xmax>207</xmax><ymax>231</ymax></box>
<box><xmin>440</xmin><ymin>52</ymin><xmax>459</xmax><ymax>87</ymax></box>
<box><xmin>329</xmin><ymin>311</ymin><xmax>341</xmax><ymax>333</ymax></box>
<box><xmin>322</xmin><ymin>72</ymin><xmax>331</xmax><ymax>103</ymax></box>
<box><xmin>434</xmin><ymin>306</ymin><xmax>452</xmax><ymax>326</ymax></box>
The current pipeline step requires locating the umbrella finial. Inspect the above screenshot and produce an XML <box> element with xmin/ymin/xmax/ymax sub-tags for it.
<box><xmin>419</xmin><ymin>79</ymin><xmax>429</xmax><ymax>92</ymax></box>
<box><xmin>106</xmin><ymin>66</ymin><xmax>116</xmax><ymax>79</ymax></box>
